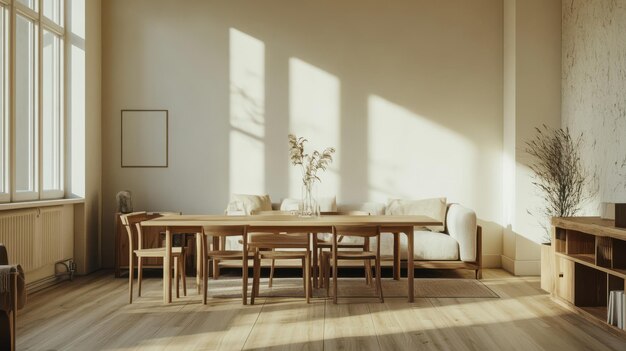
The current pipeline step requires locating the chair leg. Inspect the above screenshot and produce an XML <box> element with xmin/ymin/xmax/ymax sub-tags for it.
<box><xmin>301</xmin><ymin>258</ymin><xmax>306</xmax><ymax>295</ymax></box>
<box><xmin>137</xmin><ymin>257</ymin><xmax>143</xmax><ymax>297</ymax></box>
<box><xmin>324</xmin><ymin>254</ymin><xmax>330</xmax><ymax>297</ymax></box>
<box><xmin>305</xmin><ymin>253</ymin><xmax>311</xmax><ymax>303</ymax></box>
<box><xmin>376</xmin><ymin>256</ymin><xmax>384</xmax><ymax>303</ymax></box>
<box><xmin>333</xmin><ymin>254</ymin><xmax>338</xmax><ymax>304</ymax></box>
<box><xmin>128</xmin><ymin>254</ymin><xmax>134</xmax><ymax>304</ymax></box>
<box><xmin>476</xmin><ymin>269</ymin><xmax>482</xmax><ymax>280</ymax></box>
<box><xmin>181</xmin><ymin>254</ymin><xmax>187</xmax><ymax>296</ymax></box>
<box><xmin>269</xmin><ymin>256</ymin><xmax>275</xmax><ymax>288</ymax></box>
<box><xmin>319</xmin><ymin>252</ymin><xmax>325</xmax><ymax>289</ymax></box>
<box><xmin>251</xmin><ymin>253</ymin><xmax>260</xmax><ymax>305</ymax></box>
<box><xmin>174</xmin><ymin>256</ymin><xmax>180</xmax><ymax>299</ymax></box>
<box><xmin>203</xmin><ymin>258</ymin><xmax>209</xmax><ymax>305</ymax></box>
<box><xmin>242</xmin><ymin>253</ymin><xmax>249</xmax><ymax>305</ymax></box>
<box><xmin>365</xmin><ymin>259</ymin><xmax>372</xmax><ymax>286</ymax></box>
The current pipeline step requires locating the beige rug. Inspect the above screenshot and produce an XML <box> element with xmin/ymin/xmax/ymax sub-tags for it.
<box><xmin>205</xmin><ymin>277</ymin><xmax>498</xmax><ymax>299</ymax></box>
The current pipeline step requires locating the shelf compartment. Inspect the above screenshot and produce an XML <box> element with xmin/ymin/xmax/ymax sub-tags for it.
<box><xmin>574</xmin><ymin>263</ymin><xmax>607</xmax><ymax>308</ymax></box>
<box><xmin>596</xmin><ymin>236</ymin><xmax>612</xmax><ymax>268</ymax></box>
<box><xmin>555</xmin><ymin>227</ymin><xmax>566</xmax><ymax>253</ymax></box>
<box><xmin>613</xmin><ymin>238</ymin><xmax>626</xmax><ymax>270</ymax></box>
<box><xmin>567</xmin><ymin>230</ymin><xmax>595</xmax><ymax>256</ymax></box>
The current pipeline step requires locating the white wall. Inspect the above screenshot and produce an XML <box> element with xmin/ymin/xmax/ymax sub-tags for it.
<box><xmin>502</xmin><ymin>0</ymin><xmax>562</xmax><ymax>275</ymax></box>
<box><xmin>101</xmin><ymin>0</ymin><xmax>505</xmax><ymax>268</ymax></box>
<box><xmin>562</xmin><ymin>0</ymin><xmax>626</xmax><ymax>209</ymax></box>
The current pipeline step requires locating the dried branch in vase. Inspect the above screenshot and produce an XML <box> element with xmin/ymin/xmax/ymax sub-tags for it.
<box><xmin>288</xmin><ymin>134</ymin><xmax>335</xmax><ymax>187</ymax></box>
<box><xmin>525</xmin><ymin>125</ymin><xmax>596</xmax><ymax>243</ymax></box>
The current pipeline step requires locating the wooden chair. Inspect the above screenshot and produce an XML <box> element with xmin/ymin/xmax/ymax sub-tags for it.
<box><xmin>250</xmin><ymin>211</ymin><xmax>311</xmax><ymax>304</ymax></box>
<box><xmin>201</xmin><ymin>225</ymin><xmax>250</xmax><ymax>305</ymax></box>
<box><xmin>121</xmin><ymin>212</ymin><xmax>187</xmax><ymax>303</ymax></box>
<box><xmin>315</xmin><ymin>211</ymin><xmax>371</xmax><ymax>288</ymax></box>
<box><xmin>323</xmin><ymin>225</ymin><xmax>383</xmax><ymax>304</ymax></box>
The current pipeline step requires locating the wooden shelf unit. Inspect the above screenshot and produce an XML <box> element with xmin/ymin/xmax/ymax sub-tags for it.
<box><xmin>551</xmin><ymin>217</ymin><xmax>626</xmax><ymax>333</ymax></box>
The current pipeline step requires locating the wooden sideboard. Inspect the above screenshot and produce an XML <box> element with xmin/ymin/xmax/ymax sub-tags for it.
<box><xmin>114</xmin><ymin>213</ymin><xmax>197</xmax><ymax>277</ymax></box>
<box><xmin>550</xmin><ymin>217</ymin><xmax>626</xmax><ymax>333</ymax></box>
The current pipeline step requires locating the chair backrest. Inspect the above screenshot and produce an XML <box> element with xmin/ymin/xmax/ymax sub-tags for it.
<box><xmin>249</xmin><ymin>211</ymin><xmax>308</xmax><ymax>244</ymax></box>
<box><xmin>332</xmin><ymin>225</ymin><xmax>380</xmax><ymax>238</ymax></box>
<box><xmin>203</xmin><ymin>225</ymin><xmax>248</xmax><ymax>237</ymax></box>
<box><xmin>121</xmin><ymin>212</ymin><xmax>148</xmax><ymax>250</ymax></box>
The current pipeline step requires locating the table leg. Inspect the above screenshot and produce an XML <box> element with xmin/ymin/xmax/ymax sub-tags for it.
<box><xmin>406</xmin><ymin>227</ymin><xmax>414</xmax><ymax>303</ymax></box>
<box><xmin>164</xmin><ymin>228</ymin><xmax>172</xmax><ymax>303</ymax></box>
<box><xmin>393</xmin><ymin>232</ymin><xmax>400</xmax><ymax>280</ymax></box>
<box><xmin>196</xmin><ymin>233</ymin><xmax>202</xmax><ymax>293</ymax></box>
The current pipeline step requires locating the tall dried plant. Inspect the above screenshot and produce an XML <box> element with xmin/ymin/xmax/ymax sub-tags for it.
<box><xmin>288</xmin><ymin>134</ymin><xmax>335</xmax><ymax>187</ymax></box>
<box><xmin>525</xmin><ymin>125</ymin><xmax>594</xmax><ymax>242</ymax></box>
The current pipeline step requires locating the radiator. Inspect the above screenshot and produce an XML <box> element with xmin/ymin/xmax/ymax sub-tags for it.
<box><xmin>0</xmin><ymin>207</ymin><xmax>66</xmax><ymax>273</ymax></box>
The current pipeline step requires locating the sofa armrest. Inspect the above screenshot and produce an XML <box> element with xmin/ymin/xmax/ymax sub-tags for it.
<box><xmin>446</xmin><ymin>204</ymin><xmax>477</xmax><ymax>262</ymax></box>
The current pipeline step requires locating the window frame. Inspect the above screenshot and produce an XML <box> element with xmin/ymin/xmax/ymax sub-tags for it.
<box><xmin>3</xmin><ymin>0</ymin><xmax>66</xmax><ymax>203</ymax></box>
<box><xmin>0</xmin><ymin>3</ymin><xmax>9</xmax><ymax>202</ymax></box>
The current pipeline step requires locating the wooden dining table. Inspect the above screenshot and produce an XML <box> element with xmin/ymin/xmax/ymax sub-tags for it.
<box><xmin>141</xmin><ymin>214</ymin><xmax>441</xmax><ymax>304</ymax></box>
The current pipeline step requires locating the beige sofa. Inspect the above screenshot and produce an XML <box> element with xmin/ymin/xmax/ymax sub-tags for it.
<box><xmin>224</xmin><ymin>195</ymin><xmax>482</xmax><ymax>278</ymax></box>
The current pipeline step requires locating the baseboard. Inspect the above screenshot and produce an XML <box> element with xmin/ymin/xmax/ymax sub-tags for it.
<box><xmin>482</xmin><ymin>254</ymin><xmax>502</xmax><ymax>268</ymax></box>
<box><xmin>501</xmin><ymin>255</ymin><xmax>540</xmax><ymax>276</ymax></box>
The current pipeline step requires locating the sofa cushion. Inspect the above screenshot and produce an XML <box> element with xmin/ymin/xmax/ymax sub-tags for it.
<box><xmin>386</xmin><ymin>197</ymin><xmax>446</xmax><ymax>232</ymax></box>
<box><xmin>446</xmin><ymin>204</ymin><xmax>477</xmax><ymax>262</ymax></box>
<box><xmin>375</xmin><ymin>230</ymin><xmax>459</xmax><ymax>260</ymax></box>
<box><xmin>228</xmin><ymin>194</ymin><xmax>272</xmax><ymax>214</ymax></box>
<box><xmin>280</xmin><ymin>196</ymin><xmax>337</xmax><ymax>212</ymax></box>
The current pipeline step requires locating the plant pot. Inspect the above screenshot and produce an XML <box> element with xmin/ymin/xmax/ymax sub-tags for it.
<box><xmin>540</xmin><ymin>242</ymin><xmax>554</xmax><ymax>293</ymax></box>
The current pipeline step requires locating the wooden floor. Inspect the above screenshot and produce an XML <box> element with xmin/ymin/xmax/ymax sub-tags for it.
<box><xmin>17</xmin><ymin>268</ymin><xmax>626</xmax><ymax>350</ymax></box>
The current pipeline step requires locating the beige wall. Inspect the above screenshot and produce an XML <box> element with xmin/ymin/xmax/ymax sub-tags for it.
<box><xmin>68</xmin><ymin>0</ymin><xmax>102</xmax><ymax>274</ymax></box>
<box><xmin>502</xmin><ymin>0</ymin><xmax>562</xmax><ymax>275</ymax></box>
<box><xmin>101</xmin><ymin>0</ymin><xmax>504</xmax><ymax>268</ymax></box>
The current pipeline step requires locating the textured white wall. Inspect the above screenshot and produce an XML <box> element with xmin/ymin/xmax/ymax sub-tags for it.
<box><xmin>562</xmin><ymin>0</ymin><xmax>626</xmax><ymax>208</ymax></box>
<box><xmin>101</xmin><ymin>0</ymin><xmax>504</xmax><ymax>268</ymax></box>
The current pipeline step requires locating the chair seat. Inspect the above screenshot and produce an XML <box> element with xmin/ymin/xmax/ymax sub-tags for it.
<box><xmin>134</xmin><ymin>247</ymin><xmax>184</xmax><ymax>258</ymax></box>
<box><xmin>249</xmin><ymin>242</ymin><xmax>309</xmax><ymax>249</ymax></box>
<box><xmin>323</xmin><ymin>251</ymin><xmax>377</xmax><ymax>260</ymax></box>
<box><xmin>317</xmin><ymin>241</ymin><xmax>364</xmax><ymax>249</ymax></box>
<box><xmin>259</xmin><ymin>250</ymin><xmax>308</xmax><ymax>259</ymax></box>
<box><xmin>207</xmin><ymin>250</ymin><xmax>246</xmax><ymax>259</ymax></box>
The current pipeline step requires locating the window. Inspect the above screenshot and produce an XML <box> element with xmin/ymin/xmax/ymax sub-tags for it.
<box><xmin>0</xmin><ymin>5</ymin><xmax>8</xmax><ymax>202</ymax></box>
<box><xmin>1</xmin><ymin>0</ymin><xmax>66</xmax><ymax>203</ymax></box>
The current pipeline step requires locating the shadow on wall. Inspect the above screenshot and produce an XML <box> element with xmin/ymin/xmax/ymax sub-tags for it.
<box><xmin>101</xmin><ymin>0</ymin><xmax>504</xmax><ymax>268</ymax></box>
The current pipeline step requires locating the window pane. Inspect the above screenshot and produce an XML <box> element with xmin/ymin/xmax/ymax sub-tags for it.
<box><xmin>43</xmin><ymin>30</ymin><xmax>62</xmax><ymax>191</ymax></box>
<box><xmin>17</xmin><ymin>0</ymin><xmax>38</xmax><ymax>13</ymax></box>
<box><xmin>43</xmin><ymin>0</ymin><xmax>63</xmax><ymax>27</ymax></box>
<box><xmin>15</xmin><ymin>15</ymin><xmax>38</xmax><ymax>193</ymax></box>
<box><xmin>0</xmin><ymin>8</ymin><xmax>6</xmax><ymax>195</ymax></box>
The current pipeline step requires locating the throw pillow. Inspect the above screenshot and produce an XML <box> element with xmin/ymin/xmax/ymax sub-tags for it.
<box><xmin>227</xmin><ymin>194</ymin><xmax>272</xmax><ymax>214</ymax></box>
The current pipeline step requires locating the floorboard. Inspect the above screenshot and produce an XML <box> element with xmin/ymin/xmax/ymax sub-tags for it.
<box><xmin>15</xmin><ymin>269</ymin><xmax>626</xmax><ymax>350</ymax></box>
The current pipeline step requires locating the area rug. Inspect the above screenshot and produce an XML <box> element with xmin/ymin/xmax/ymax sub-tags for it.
<box><xmin>204</xmin><ymin>277</ymin><xmax>498</xmax><ymax>299</ymax></box>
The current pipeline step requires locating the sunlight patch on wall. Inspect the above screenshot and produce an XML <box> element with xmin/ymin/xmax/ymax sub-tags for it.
<box><xmin>288</xmin><ymin>58</ymin><xmax>340</xmax><ymax>199</ymax></box>
<box><xmin>229</xmin><ymin>28</ymin><xmax>265</xmax><ymax>195</ymax></box>
<box><xmin>367</xmin><ymin>95</ymin><xmax>476</xmax><ymax>203</ymax></box>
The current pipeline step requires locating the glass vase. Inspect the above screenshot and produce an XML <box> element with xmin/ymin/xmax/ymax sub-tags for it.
<box><xmin>300</xmin><ymin>182</ymin><xmax>319</xmax><ymax>217</ymax></box>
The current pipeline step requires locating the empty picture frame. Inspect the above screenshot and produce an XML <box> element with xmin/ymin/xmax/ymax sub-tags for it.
<box><xmin>121</xmin><ymin>110</ymin><xmax>169</xmax><ymax>167</ymax></box>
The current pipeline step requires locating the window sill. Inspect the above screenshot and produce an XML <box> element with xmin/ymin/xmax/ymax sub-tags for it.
<box><xmin>0</xmin><ymin>198</ymin><xmax>85</xmax><ymax>211</ymax></box>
